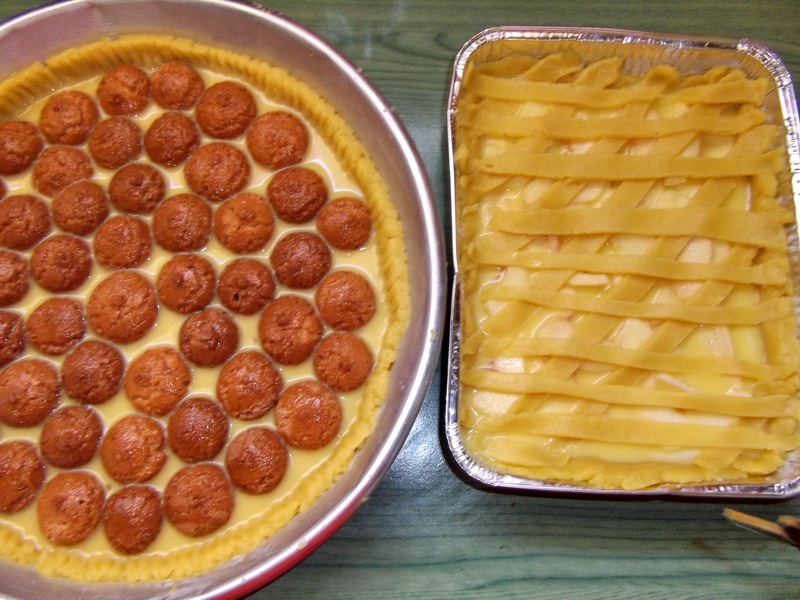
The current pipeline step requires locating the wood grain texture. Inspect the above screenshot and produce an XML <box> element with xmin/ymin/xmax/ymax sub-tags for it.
<box><xmin>0</xmin><ymin>1</ymin><xmax>799</xmax><ymax>599</ymax></box>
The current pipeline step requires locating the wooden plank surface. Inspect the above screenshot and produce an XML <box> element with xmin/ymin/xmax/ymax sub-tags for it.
<box><xmin>0</xmin><ymin>1</ymin><xmax>798</xmax><ymax>598</ymax></box>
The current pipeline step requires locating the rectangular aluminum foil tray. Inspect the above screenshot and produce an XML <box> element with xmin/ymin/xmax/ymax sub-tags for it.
<box><xmin>0</xmin><ymin>1</ymin><xmax>445</xmax><ymax>599</ymax></box>
<box><xmin>445</xmin><ymin>26</ymin><xmax>800</xmax><ymax>500</ymax></box>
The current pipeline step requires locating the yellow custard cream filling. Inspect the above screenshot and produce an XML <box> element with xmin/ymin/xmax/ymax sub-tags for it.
<box><xmin>0</xmin><ymin>36</ymin><xmax>408</xmax><ymax>580</ymax></box>
<box><xmin>456</xmin><ymin>48</ymin><xmax>800</xmax><ymax>490</ymax></box>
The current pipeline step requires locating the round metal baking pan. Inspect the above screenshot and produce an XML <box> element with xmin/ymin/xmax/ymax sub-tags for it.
<box><xmin>0</xmin><ymin>1</ymin><xmax>445</xmax><ymax>598</ymax></box>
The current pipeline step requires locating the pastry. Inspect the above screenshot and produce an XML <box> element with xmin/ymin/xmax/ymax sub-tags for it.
<box><xmin>0</xmin><ymin>34</ymin><xmax>407</xmax><ymax>583</ymax></box>
<box><xmin>455</xmin><ymin>48</ymin><xmax>800</xmax><ymax>490</ymax></box>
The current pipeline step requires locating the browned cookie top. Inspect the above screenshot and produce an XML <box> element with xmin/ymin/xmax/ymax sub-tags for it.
<box><xmin>195</xmin><ymin>81</ymin><xmax>255</xmax><ymax>139</ymax></box>
<box><xmin>26</xmin><ymin>297</ymin><xmax>86</xmax><ymax>356</ymax></box>
<box><xmin>150</xmin><ymin>62</ymin><xmax>204</xmax><ymax>110</ymax></box>
<box><xmin>179</xmin><ymin>307</ymin><xmax>239</xmax><ymax>367</ymax></box>
<box><xmin>0</xmin><ymin>121</ymin><xmax>42</xmax><ymax>176</ymax></box>
<box><xmin>52</xmin><ymin>180</ymin><xmax>108</xmax><ymax>235</ymax></box>
<box><xmin>61</xmin><ymin>340</ymin><xmax>125</xmax><ymax>405</ymax></box>
<box><xmin>156</xmin><ymin>253</ymin><xmax>216</xmax><ymax>314</ymax></box>
<box><xmin>40</xmin><ymin>404</ymin><xmax>103</xmax><ymax>468</ymax></box>
<box><xmin>36</xmin><ymin>471</ymin><xmax>104</xmax><ymax>546</ymax></box>
<box><xmin>124</xmin><ymin>346</ymin><xmax>191</xmax><ymax>417</ymax></box>
<box><xmin>0</xmin><ymin>250</ymin><xmax>29</xmax><ymax>307</ymax></box>
<box><xmin>0</xmin><ymin>194</ymin><xmax>50</xmax><ymax>250</ymax></box>
<box><xmin>31</xmin><ymin>234</ymin><xmax>92</xmax><ymax>292</ymax></box>
<box><xmin>103</xmin><ymin>485</ymin><xmax>163</xmax><ymax>555</ymax></box>
<box><xmin>32</xmin><ymin>146</ymin><xmax>93</xmax><ymax>197</ymax></box>
<box><xmin>217</xmin><ymin>350</ymin><xmax>283</xmax><ymax>420</ymax></box>
<box><xmin>246</xmin><ymin>111</ymin><xmax>309</xmax><ymax>170</ymax></box>
<box><xmin>225</xmin><ymin>427</ymin><xmax>288</xmax><ymax>494</ymax></box>
<box><xmin>96</xmin><ymin>64</ymin><xmax>150</xmax><ymax>116</ymax></box>
<box><xmin>87</xmin><ymin>271</ymin><xmax>158</xmax><ymax>344</ymax></box>
<box><xmin>258</xmin><ymin>295</ymin><xmax>323</xmax><ymax>366</ymax></box>
<box><xmin>0</xmin><ymin>440</ymin><xmax>45</xmax><ymax>512</ymax></box>
<box><xmin>164</xmin><ymin>463</ymin><xmax>234</xmax><ymax>537</ymax></box>
<box><xmin>39</xmin><ymin>90</ymin><xmax>99</xmax><ymax>146</ymax></box>
<box><xmin>101</xmin><ymin>414</ymin><xmax>167</xmax><ymax>484</ymax></box>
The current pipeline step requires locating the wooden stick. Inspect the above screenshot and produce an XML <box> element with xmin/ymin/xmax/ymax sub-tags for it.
<box><xmin>722</xmin><ymin>508</ymin><xmax>799</xmax><ymax>547</ymax></box>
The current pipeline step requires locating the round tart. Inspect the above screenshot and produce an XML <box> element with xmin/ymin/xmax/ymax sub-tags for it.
<box><xmin>0</xmin><ymin>34</ymin><xmax>408</xmax><ymax>583</ymax></box>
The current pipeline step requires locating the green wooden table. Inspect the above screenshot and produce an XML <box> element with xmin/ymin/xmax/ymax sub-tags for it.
<box><xmin>2</xmin><ymin>1</ymin><xmax>799</xmax><ymax>598</ymax></box>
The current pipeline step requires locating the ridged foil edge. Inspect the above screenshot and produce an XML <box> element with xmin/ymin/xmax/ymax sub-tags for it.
<box><xmin>445</xmin><ymin>26</ymin><xmax>800</xmax><ymax>500</ymax></box>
